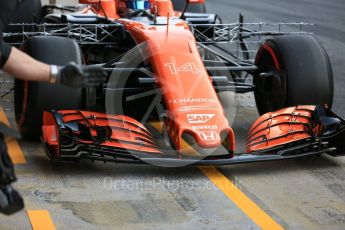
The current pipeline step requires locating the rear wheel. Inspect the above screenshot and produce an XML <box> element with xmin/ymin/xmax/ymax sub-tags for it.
<box><xmin>14</xmin><ymin>36</ymin><xmax>83</xmax><ymax>140</ymax></box>
<box><xmin>254</xmin><ymin>35</ymin><xmax>333</xmax><ymax>114</ymax></box>
<box><xmin>172</xmin><ymin>0</ymin><xmax>207</xmax><ymax>13</ymax></box>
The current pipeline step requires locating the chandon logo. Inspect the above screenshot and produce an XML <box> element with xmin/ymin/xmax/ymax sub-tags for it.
<box><xmin>165</xmin><ymin>63</ymin><xmax>201</xmax><ymax>76</ymax></box>
<box><xmin>169</xmin><ymin>98</ymin><xmax>217</xmax><ymax>104</ymax></box>
<box><xmin>187</xmin><ymin>114</ymin><xmax>216</xmax><ymax>124</ymax></box>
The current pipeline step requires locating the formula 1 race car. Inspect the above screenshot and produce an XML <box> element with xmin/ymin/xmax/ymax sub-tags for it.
<box><xmin>3</xmin><ymin>0</ymin><xmax>345</xmax><ymax>166</ymax></box>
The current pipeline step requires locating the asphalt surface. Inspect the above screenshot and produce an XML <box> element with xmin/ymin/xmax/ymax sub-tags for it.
<box><xmin>1</xmin><ymin>0</ymin><xmax>345</xmax><ymax>230</ymax></box>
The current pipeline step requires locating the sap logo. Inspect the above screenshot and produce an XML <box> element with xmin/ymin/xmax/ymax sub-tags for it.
<box><xmin>198</xmin><ymin>131</ymin><xmax>218</xmax><ymax>141</ymax></box>
<box><xmin>165</xmin><ymin>63</ymin><xmax>201</xmax><ymax>76</ymax></box>
<box><xmin>187</xmin><ymin>114</ymin><xmax>215</xmax><ymax>124</ymax></box>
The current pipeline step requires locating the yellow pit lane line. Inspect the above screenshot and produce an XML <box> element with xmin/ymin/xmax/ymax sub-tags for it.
<box><xmin>199</xmin><ymin>166</ymin><xmax>284</xmax><ymax>230</ymax></box>
<box><xmin>0</xmin><ymin>107</ymin><xmax>26</xmax><ymax>163</ymax></box>
<box><xmin>152</xmin><ymin>121</ymin><xmax>284</xmax><ymax>229</ymax></box>
<box><xmin>0</xmin><ymin>107</ymin><xmax>56</xmax><ymax>229</ymax></box>
<box><xmin>27</xmin><ymin>210</ymin><xmax>56</xmax><ymax>230</ymax></box>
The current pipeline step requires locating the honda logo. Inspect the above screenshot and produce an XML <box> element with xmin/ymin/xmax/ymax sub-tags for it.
<box><xmin>198</xmin><ymin>131</ymin><xmax>218</xmax><ymax>141</ymax></box>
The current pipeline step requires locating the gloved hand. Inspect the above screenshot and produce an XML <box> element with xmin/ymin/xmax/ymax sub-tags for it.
<box><xmin>50</xmin><ymin>62</ymin><xmax>107</xmax><ymax>88</ymax></box>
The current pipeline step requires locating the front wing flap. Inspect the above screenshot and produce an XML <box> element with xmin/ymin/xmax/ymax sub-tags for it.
<box><xmin>42</xmin><ymin>110</ymin><xmax>162</xmax><ymax>161</ymax></box>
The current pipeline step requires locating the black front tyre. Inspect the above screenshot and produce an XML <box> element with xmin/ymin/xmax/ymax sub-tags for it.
<box><xmin>14</xmin><ymin>36</ymin><xmax>83</xmax><ymax>140</ymax></box>
<box><xmin>254</xmin><ymin>35</ymin><xmax>333</xmax><ymax>114</ymax></box>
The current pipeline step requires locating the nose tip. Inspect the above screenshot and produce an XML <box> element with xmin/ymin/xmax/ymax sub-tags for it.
<box><xmin>181</xmin><ymin>130</ymin><xmax>221</xmax><ymax>149</ymax></box>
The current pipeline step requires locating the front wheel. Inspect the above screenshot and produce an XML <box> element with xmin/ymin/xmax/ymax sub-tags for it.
<box><xmin>14</xmin><ymin>36</ymin><xmax>83</xmax><ymax>140</ymax></box>
<box><xmin>254</xmin><ymin>35</ymin><xmax>333</xmax><ymax>114</ymax></box>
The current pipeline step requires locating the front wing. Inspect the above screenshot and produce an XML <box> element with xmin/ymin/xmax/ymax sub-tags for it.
<box><xmin>41</xmin><ymin>106</ymin><xmax>345</xmax><ymax>166</ymax></box>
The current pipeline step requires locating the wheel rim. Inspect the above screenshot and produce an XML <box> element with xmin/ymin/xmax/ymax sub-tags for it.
<box><xmin>254</xmin><ymin>43</ymin><xmax>286</xmax><ymax>114</ymax></box>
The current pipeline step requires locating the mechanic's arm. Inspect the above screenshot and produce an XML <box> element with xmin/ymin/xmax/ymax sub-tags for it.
<box><xmin>0</xmin><ymin>43</ymin><xmax>106</xmax><ymax>88</ymax></box>
<box><xmin>2</xmin><ymin>45</ymin><xmax>50</xmax><ymax>82</ymax></box>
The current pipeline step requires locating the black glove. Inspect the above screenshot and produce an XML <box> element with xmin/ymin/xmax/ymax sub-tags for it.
<box><xmin>51</xmin><ymin>62</ymin><xmax>107</xmax><ymax>88</ymax></box>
